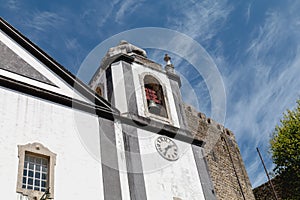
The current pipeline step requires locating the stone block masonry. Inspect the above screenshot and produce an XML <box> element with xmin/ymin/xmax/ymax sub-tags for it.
<box><xmin>184</xmin><ymin>104</ymin><xmax>256</xmax><ymax>200</ymax></box>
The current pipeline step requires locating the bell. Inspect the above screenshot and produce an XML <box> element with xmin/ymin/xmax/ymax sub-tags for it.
<box><xmin>148</xmin><ymin>100</ymin><xmax>161</xmax><ymax>115</ymax></box>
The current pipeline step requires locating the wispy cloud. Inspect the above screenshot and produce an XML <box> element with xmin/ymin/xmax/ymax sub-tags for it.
<box><xmin>79</xmin><ymin>0</ymin><xmax>145</xmax><ymax>32</ymax></box>
<box><xmin>224</xmin><ymin>2</ymin><xmax>300</xmax><ymax>187</ymax></box>
<box><xmin>6</xmin><ymin>0</ymin><xmax>20</xmax><ymax>10</ymax></box>
<box><xmin>65</xmin><ymin>38</ymin><xmax>80</xmax><ymax>51</ymax></box>
<box><xmin>245</xmin><ymin>2</ymin><xmax>252</xmax><ymax>24</ymax></box>
<box><xmin>162</xmin><ymin>1</ymin><xmax>232</xmax><ymax>122</ymax></box>
<box><xmin>247</xmin><ymin>12</ymin><xmax>285</xmax><ymax>61</ymax></box>
<box><xmin>80</xmin><ymin>0</ymin><xmax>122</xmax><ymax>28</ymax></box>
<box><xmin>162</xmin><ymin>0</ymin><xmax>300</xmax><ymax>188</ymax></box>
<box><xmin>115</xmin><ymin>0</ymin><xmax>145</xmax><ymax>24</ymax></box>
<box><xmin>169</xmin><ymin>0</ymin><xmax>233</xmax><ymax>42</ymax></box>
<box><xmin>25</xmin><ymin>11</ymin><xmax>66</xmax><ymax>32</ymax></box>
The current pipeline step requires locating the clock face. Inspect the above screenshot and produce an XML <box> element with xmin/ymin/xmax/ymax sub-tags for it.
<box><xmin>155</xmin><ymin>136</ymin><xmax>179</xmax><ymax>161</ymax></box>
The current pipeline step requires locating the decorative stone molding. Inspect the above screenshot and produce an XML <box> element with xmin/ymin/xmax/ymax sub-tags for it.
<box><xmin>16</xmin><ymin>142</ymin><xmax>56</xmax><ymax>199</ymax></box>
<box><xmin>139</xmin><ymin>72</ymin><xmax>173</xmax><ymax>124</ymax></box>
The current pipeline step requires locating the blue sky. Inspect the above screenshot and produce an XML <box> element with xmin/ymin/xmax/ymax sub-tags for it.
<box><xmin>1</xmin><ymin>0</ymin><xmax>300</xmax><ymax>188</ymax></box>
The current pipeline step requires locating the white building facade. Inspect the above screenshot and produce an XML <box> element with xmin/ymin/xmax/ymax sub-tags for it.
<box><xmin>0</xmin><ymin>18</ymin><xmax>215</xmax><ymax>200</ymax></box>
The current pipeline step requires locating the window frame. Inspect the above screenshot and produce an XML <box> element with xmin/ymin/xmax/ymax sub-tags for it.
<box><xmin>95</xmin><ymin>84</ymin><xmax>104</xmax><ymax>97</ymax></box>
<box><xmin>139</xmin><ymin>73</ymin><xmax>172</xmax><ymax>124</ymax></box>
<box><xmin>16</xmin><ymin>142</ymin><xmax>56</xmax><ymax>199</ymax></box>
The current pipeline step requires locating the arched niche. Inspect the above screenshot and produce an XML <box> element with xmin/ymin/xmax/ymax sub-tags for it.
<box><xmin>144</xmin><ymin>75</ymin><xmax>168</xmax><ymax>118</ymax></box>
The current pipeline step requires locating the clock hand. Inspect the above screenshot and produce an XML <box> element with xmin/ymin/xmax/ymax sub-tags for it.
<box><xmin>163</xmin><ymin>144</ymin><xmax>173</xmax><ymax>155</ymax></box>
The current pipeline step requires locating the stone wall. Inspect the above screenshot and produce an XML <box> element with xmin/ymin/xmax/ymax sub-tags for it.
<box><xmin>184</xmin><ymin>105</ymin><xmax>256</xmax><ymax>200</ymax></box>
<box><xmin>253</xmin><ymin>171</ymin><xmax>300</xmax><ymax>200</ymax></box>
<box><xmin>253</xmin><ymin>180</ymin><xmax>278</xmax><ymax>200</ymax></box>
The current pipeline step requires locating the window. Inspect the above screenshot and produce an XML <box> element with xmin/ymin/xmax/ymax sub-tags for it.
<box><xmin>95</xmin><ymin>85</ymin><xmax>103</xmax><ymax>97</ymax></box>
<box><xmin>144</xmin><ymin>75</ymin><xmax>168</xmax><ymax>118</ymax></box>
<box><xmin>17</xmin><ymin>143</ymin><xmax>56</xmax><ymax>199</ymax></box>
<box><xmin>22</xmin><ymin>154</ymin><xmax>48</xmax><ymax>192</ymax></box>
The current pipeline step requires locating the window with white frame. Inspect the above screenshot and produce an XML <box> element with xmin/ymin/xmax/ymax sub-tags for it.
<box><xmin>22</xmin><ymin>153</ymin><xmax>49</xmax><ymax>192</ymax></box>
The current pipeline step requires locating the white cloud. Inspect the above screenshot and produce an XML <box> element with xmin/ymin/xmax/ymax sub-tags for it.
<box><xmin>65</xmin><ymin>38</ymin><xmax>80</xmax><ymax>51</ymax></box>
<box><xmin>115</xmin><ymin>0</ymin><xmax>145</xmax><ymax>24</ymax></box>
<box><xmin>26</xmin><ymin>11</ymin><xmax>65</xmax><ymax>32</ymax></box>
<box><xmin>169</xmin><ymin>0</ymin><xmax>233</xmax><ymax>42</ymax></box>
<box><xmin>94</xmin><ymin>0</ymin><xmax>121</xmax><ymax>28</ymax></box>
<box><xmin>7</xmin><ymin>0</ymin><xmax>20</xmax><ymax>10</ymax></box>
<box><xmin>245</xmin><ymin>2</ymin><xmax>252</xmax><ymax>24</ymax></box>
<box><xmin>165</xmin><ymin>0</ymin><xmax>300</xmax><ymax>188</ymax></box>
<box><xmin>224</xmin><ymin>4</ymin><xmax>300</xmax><ymax>187</ymax></box>
<box><xmin>160</xmin><ymin>0</ymin><xmax>233</xmax><ymax>122</ymax></box>
<box><xmin>247</xmin><ymin>12</ymin><xmax>284</xmax><ymax>61</ymax></box>
<box><xmin>79</xmin><ymin>0</ymin><xmax>143</xmax><ymax>29</ymax></box>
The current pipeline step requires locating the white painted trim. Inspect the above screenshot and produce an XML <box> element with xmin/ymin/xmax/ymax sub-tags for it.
<box><xmin>0</xmin><ymin>30</ymin><xmax>90</xmax><ymax>103</ymax></box>
<box><xmin>0</xmin><ymin>68</ymin><xmax>57</xmax><ymax>91</ymax></box>
<box><xmin>114</xmin><ymin>121</ymin><xmax>131</xmax><ymax>200</ymax></box>
<box><xmin>111</xmin><ymin>62</ymin><xmax>128</xmax><ymax>114</ymax></box>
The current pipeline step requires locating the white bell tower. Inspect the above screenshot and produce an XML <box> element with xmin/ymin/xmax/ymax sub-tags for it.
<box><xmin>89</xmin><ymin>40</ymin><xmax>189</xmax><ymax>131</ymax></box>
<box><xmin>89</xmin><ymin>41</ymin><xmax>215</xmax><ymax>200</ymax></box>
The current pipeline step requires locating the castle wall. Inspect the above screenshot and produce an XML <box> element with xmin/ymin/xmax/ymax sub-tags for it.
<box><xmin>253</xmin><ymin>180</ymin><xmax>279</xmax><ymax>200</ymax></box>
<box><xmin>184</xmin><ymin>105</ymin><xmax>256</xmax><ymax>200</ymax></box>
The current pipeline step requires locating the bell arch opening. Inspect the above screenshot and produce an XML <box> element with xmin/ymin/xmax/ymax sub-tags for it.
<box><xmin>144</xmin><ymin>75</ymin><xmax>168</xmax><ymax>118</ymax></box>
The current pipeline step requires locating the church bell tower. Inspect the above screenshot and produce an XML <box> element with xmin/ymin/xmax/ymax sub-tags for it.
<box><xmin>89</xmin><ymin>40</ymin><xmax>188</xmax><ymax>131</ymax></box>
<box><xmin>88</xmin><ymin>41</ymin><xmax>216</xmax><ymax>200</ymax></box>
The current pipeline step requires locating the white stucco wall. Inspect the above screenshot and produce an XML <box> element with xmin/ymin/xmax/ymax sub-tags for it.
<box><xmin>0</xmin><ymin>87</ymin><xmax>104</xmax><ymax>200</ymax></box>
<box><xmin>137</xmin><ymin>129</ymin><xmax>205</xmax><ymax>200</ymax></box>
<box><xmin>111</xmin><ymin>62</ymin><xmax>128</xmax><ymax>114</ymax></box>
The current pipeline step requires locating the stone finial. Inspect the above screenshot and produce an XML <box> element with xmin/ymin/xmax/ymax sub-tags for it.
<box><xmin>164</xmin><ymin>54</ymin><xmax>173</xmax><ymax>66</ymax></box>
<box><xmin>112</xmin><ymin>40</ymin><xmax>147</xmax><ymax>57</ymax></box>
<box><xmin>164</xmin><ymin>54</ymin><xmax>174</xmax><ymax>73</ymax></box>
<box><xmin>119</xmin><ymin>40</ymin><xmax>129</xmax><ymax>45</ymax></box>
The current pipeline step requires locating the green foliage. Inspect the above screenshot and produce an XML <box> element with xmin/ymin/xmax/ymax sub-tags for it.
<box><xmin>270</xmin><ymin>100</ymin><xmax>300</xmax><ymax>173</ymax></box>
<box><xmin>270</xmin><ymin>100</ymin><xmax>300</xmax><ymax>199</ymax></box>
